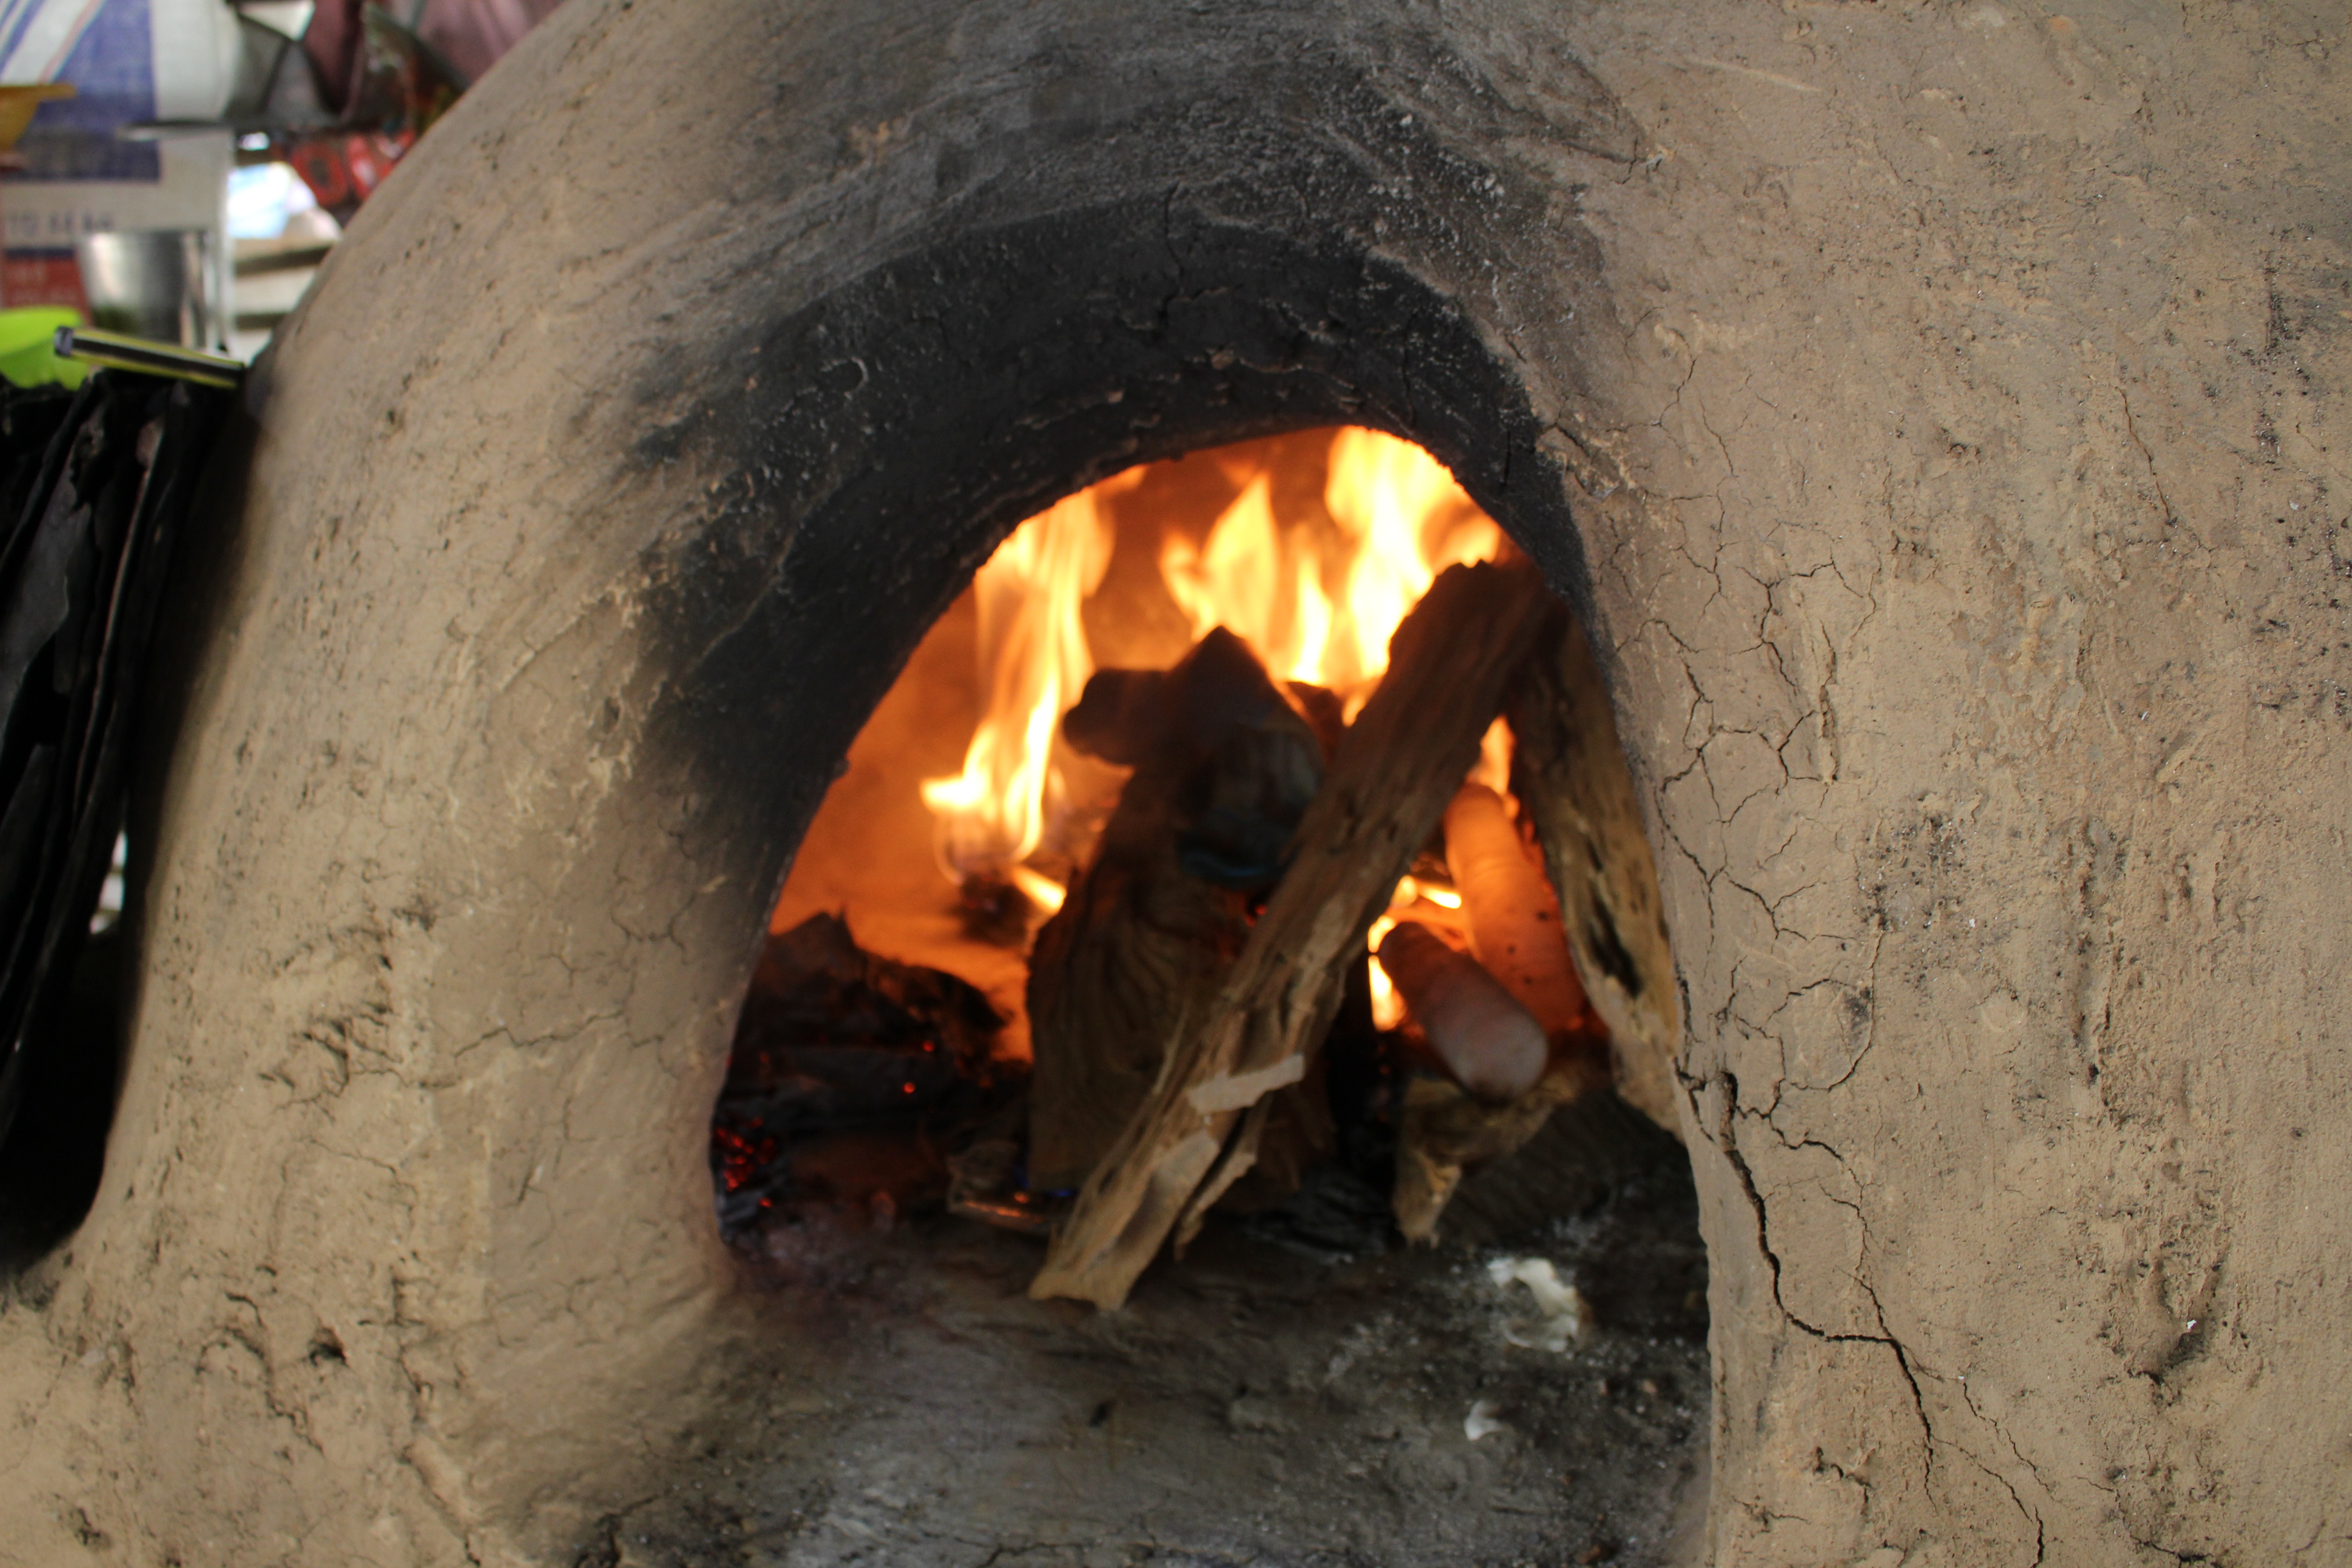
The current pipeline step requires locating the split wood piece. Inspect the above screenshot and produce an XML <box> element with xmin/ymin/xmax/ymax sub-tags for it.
<box><xmin>1026</xmin><ymin>630</ymin><xmax>1318</xmax><ymax>1190</ymax></box>
<box><xmin>1392</xmin><ymin>1052</ymin><xmax>1615</xmax><ymax>1243</ymax></box>
<box><xmin>1509</xmin><ymin>608</ymin><xmax>1684</xmax><ymax>1133</ymax></box>
<box><xmin>1029</xmin><ymin>559</ymin><xmax>1556</xmax><ymax>1308</ymax></box>
<box><xmin>1024</xmin><ymin>833</ymin><xmax>1250</xmax><ymax>1191</ymax></box>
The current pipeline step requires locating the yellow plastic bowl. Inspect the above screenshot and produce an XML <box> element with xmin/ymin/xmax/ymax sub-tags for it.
<box><xmin>0</xmin><ymin>83</ymin><xmax>75</xmax><ymax>152</ymax></box>
<box><xmin>0</xmin><ymin>306</ymin><xmax>90</xmax><ymax>389</ymax></box>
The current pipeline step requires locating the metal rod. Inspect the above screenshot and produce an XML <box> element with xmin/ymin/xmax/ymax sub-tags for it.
<box><xmin>52</xmin><ymin>326</ymin><xmax>243</xmax><ymax>390</ymax></box>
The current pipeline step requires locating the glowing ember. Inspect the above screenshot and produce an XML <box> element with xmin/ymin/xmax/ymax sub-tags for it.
<box><xmin>712</xmin><ymin>1120</ymin><xmax>782</xmax><ymax>1197</ymax></box>
<box><xmin>1470</xmin><ymin>715</ymin><xmax>1514</xmax><ymax>797</ymax></box>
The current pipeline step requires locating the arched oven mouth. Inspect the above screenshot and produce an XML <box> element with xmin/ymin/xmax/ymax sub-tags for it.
<box><xmin>688</xmin><ymin>419</ymin><xmax>1707</xmax><ymax>1565</ymax></box>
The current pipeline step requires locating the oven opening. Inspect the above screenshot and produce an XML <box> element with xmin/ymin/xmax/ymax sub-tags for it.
<box><xmin>700</xmin><ymin>426</ymin><xmax>1707</xmax><ymax>1564</ymax></box>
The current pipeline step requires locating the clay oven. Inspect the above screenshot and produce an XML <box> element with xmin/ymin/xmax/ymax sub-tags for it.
<box><xmin>2</xmin><ymin>1</ymin><xmax>2345</xmax><ymax>1565</ymax></box>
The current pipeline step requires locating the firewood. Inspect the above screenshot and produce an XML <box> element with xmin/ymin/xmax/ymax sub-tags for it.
<box><xmin>1507</xmin><ymin>609</ymin><xmax>1684</xmax><ymax>1134</ymax></box>
<box><xmin>1024</xmin><ymin>629</ymin><xmax>1319</xmax><ymax>1190</ymax></box>
<box><xmin>1029</xmin><ymin>559</ymin><xmax>1555</xmax><ymax>1308</ymax></box>
<box><xmin>1373</xmin><ymin>921</ymin><xmax>1547</xmax><ymax>1102</ymax></box>
<box><xmin>1390</xmin><ymin>1052</ymin><xmax>1614</xmax><ymax>1243</ymax></box>
<box><xmin>1385</xmin><ymin>780</ymin><xmax>1617</xmax><ymax>1244</ymax></box>
<box><xmin>1389</xmin><ymin>648</ymin><xmax>1641</xmax><ymax>1244</ymax></box>
<box><xmin>712</xmin><ymin>912</ymin><xmax>1009</xmax><ymax>1235</ymax></box>
<box><xmin>1022</xmin><ymin>829</ymin><xmax>1247</xmax><ymax>1191</ymax></box>
<box><xmin>1442</xmin><ymin>783</ymin><xmax>1594</xmax><ymax>1038</ymax></box>
<box><xmin>1061</xmin><ymin>627</ymin><xmax>1326</xmax><ymax>892</ymax></box>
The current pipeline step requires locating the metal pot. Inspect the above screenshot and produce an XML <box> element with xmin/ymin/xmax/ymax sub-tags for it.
<box><xmin>71</xmin><ymin>229</ymin><xmax>219</xmax><ymax>347</ymax></box>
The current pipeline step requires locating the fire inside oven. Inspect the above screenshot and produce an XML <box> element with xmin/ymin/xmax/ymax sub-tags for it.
<box><xmin>708</xmin><ymin>425</ymin><xmax>1672</xmax><ymax>1314</ymax></box>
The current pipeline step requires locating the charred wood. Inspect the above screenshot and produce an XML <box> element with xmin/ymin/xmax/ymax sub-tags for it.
<box><xmin>713</xmin><ymin>912</ymin><xmax>1007</xmax><ymax>1233</ymax></box>
<box><xmin>1024</xmin><ymin>628</ymin><xmax>1320</xmax><ymax>1191</ymax></box>
<box><xmin>1508</xmin><ymin>610</ymin><xmax>1684</xmax><ymax>1134</ymax></box>
<box><xmin>1030</xmin><ymin>559</ymin><xmax>1554</xmax><ymax>1308</ymax></box>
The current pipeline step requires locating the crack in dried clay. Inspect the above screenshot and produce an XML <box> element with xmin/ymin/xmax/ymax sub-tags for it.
<box><xmin>1952</xmin><ymin>1367</ymin><xmax>2051</xmax><ymax>1565</ymax></box>
<box><xmin>1699</xmin><ymin>1069</ymin><xmax>1935</xmax><ymax>1497</ymax></box>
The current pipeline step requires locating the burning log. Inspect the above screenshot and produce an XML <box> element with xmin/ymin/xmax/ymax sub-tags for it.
<box><xmin>1029</xmin><ymin>559</ymin><xmax>1555</xmax><ymax>1308</ymax></box>
<box><xmin>1024</xmin><ymin>628</ymin><xmax>1323</xmax><ymax>1190</ymax></box>
<box><xmin>1060</xmin><ymin>628</ymin><xmax>1328</xmax><ymax>891</ymax></box>
<box><xmin>1442</xmin><ymin>783</ymin><xmax>1594</xmax><ymax>1039</ymax></box>
<box><xmin>1383</xmin><ymin>782</ymin><xmax>1617</xmax><ymax>1242</ymax></box>
<box><xmin>1373</xmin><ymin>921</ymin><xmax>1547</xmax><ymax>1102</ymax></box>
<box><xmin>1387</xmin><ymin>612</ymin><xmax>1676</xmax><ymax>1243</ymax></box>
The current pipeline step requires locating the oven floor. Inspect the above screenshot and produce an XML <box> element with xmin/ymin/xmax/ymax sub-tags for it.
<box><xmin>602</xmin><ymin>1103</ymin><xmax>1710</xmax><ymax>1567</ymax></box>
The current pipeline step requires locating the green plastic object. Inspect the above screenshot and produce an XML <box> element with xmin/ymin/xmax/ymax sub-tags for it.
<box><xmin>0</xmin><ymin>307</ymin><xmax>90</xmax><ymax>389</ymax></box>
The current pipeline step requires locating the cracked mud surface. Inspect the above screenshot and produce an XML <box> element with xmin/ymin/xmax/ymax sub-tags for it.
<box><xmin>1</xmin><ymin>0</ymin><xmax>2344</xmax><ymax>1563</ymax></box>
<box><xmin>582</xmin><ymin>1111</ymin><xmax>1707</xmax><ymax>1568</ymax></box>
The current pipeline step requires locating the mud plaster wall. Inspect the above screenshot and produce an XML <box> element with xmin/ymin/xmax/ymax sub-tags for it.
<box><xmin>0</xmin><ymin>1</ymin><xmax>2344</xmax><ymax>1566</ymax></box>
<box><xmin>1552</xmin><ymin>7</ymin><xmax>2349</xmax><ymax>1562</ymax></box>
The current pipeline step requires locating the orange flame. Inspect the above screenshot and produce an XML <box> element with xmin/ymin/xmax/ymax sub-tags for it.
<box><xmin>1319</xmin><ymin>426</ymin><xmax>1503</xmax><ymax>701</ymax></box>
<box><xmin>920</xmin><ymin>429</ymin><xmax>1504</xmax><ymax>887</ymax></box>
<box><xmin>1161</xmin><ymin>428</ymin><xmax>1503</xmax><ymax>706</ymax></box>
<box><xmin>918</xmin><ymin>487</ymin><xmax>1113</xmax><ymax>878</ymax></box>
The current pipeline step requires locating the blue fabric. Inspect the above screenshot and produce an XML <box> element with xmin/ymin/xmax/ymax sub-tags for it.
<box><xmin>12</xmin><ymin>0</ymin><xmax>161</xmax><ymax>182</ymax></box>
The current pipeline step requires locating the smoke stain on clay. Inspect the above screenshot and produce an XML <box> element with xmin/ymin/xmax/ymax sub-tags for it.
<box><xmin>0</xmin><ymin>0</ymin><xmax>2343</xmax><ymax>1565</ymax></box>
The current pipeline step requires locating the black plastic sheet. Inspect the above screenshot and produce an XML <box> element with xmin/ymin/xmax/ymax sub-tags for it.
<box><xmin>0</xmin><ymin>373</ymin><xmax>231</xmax><ymax>1200</ymax></box>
